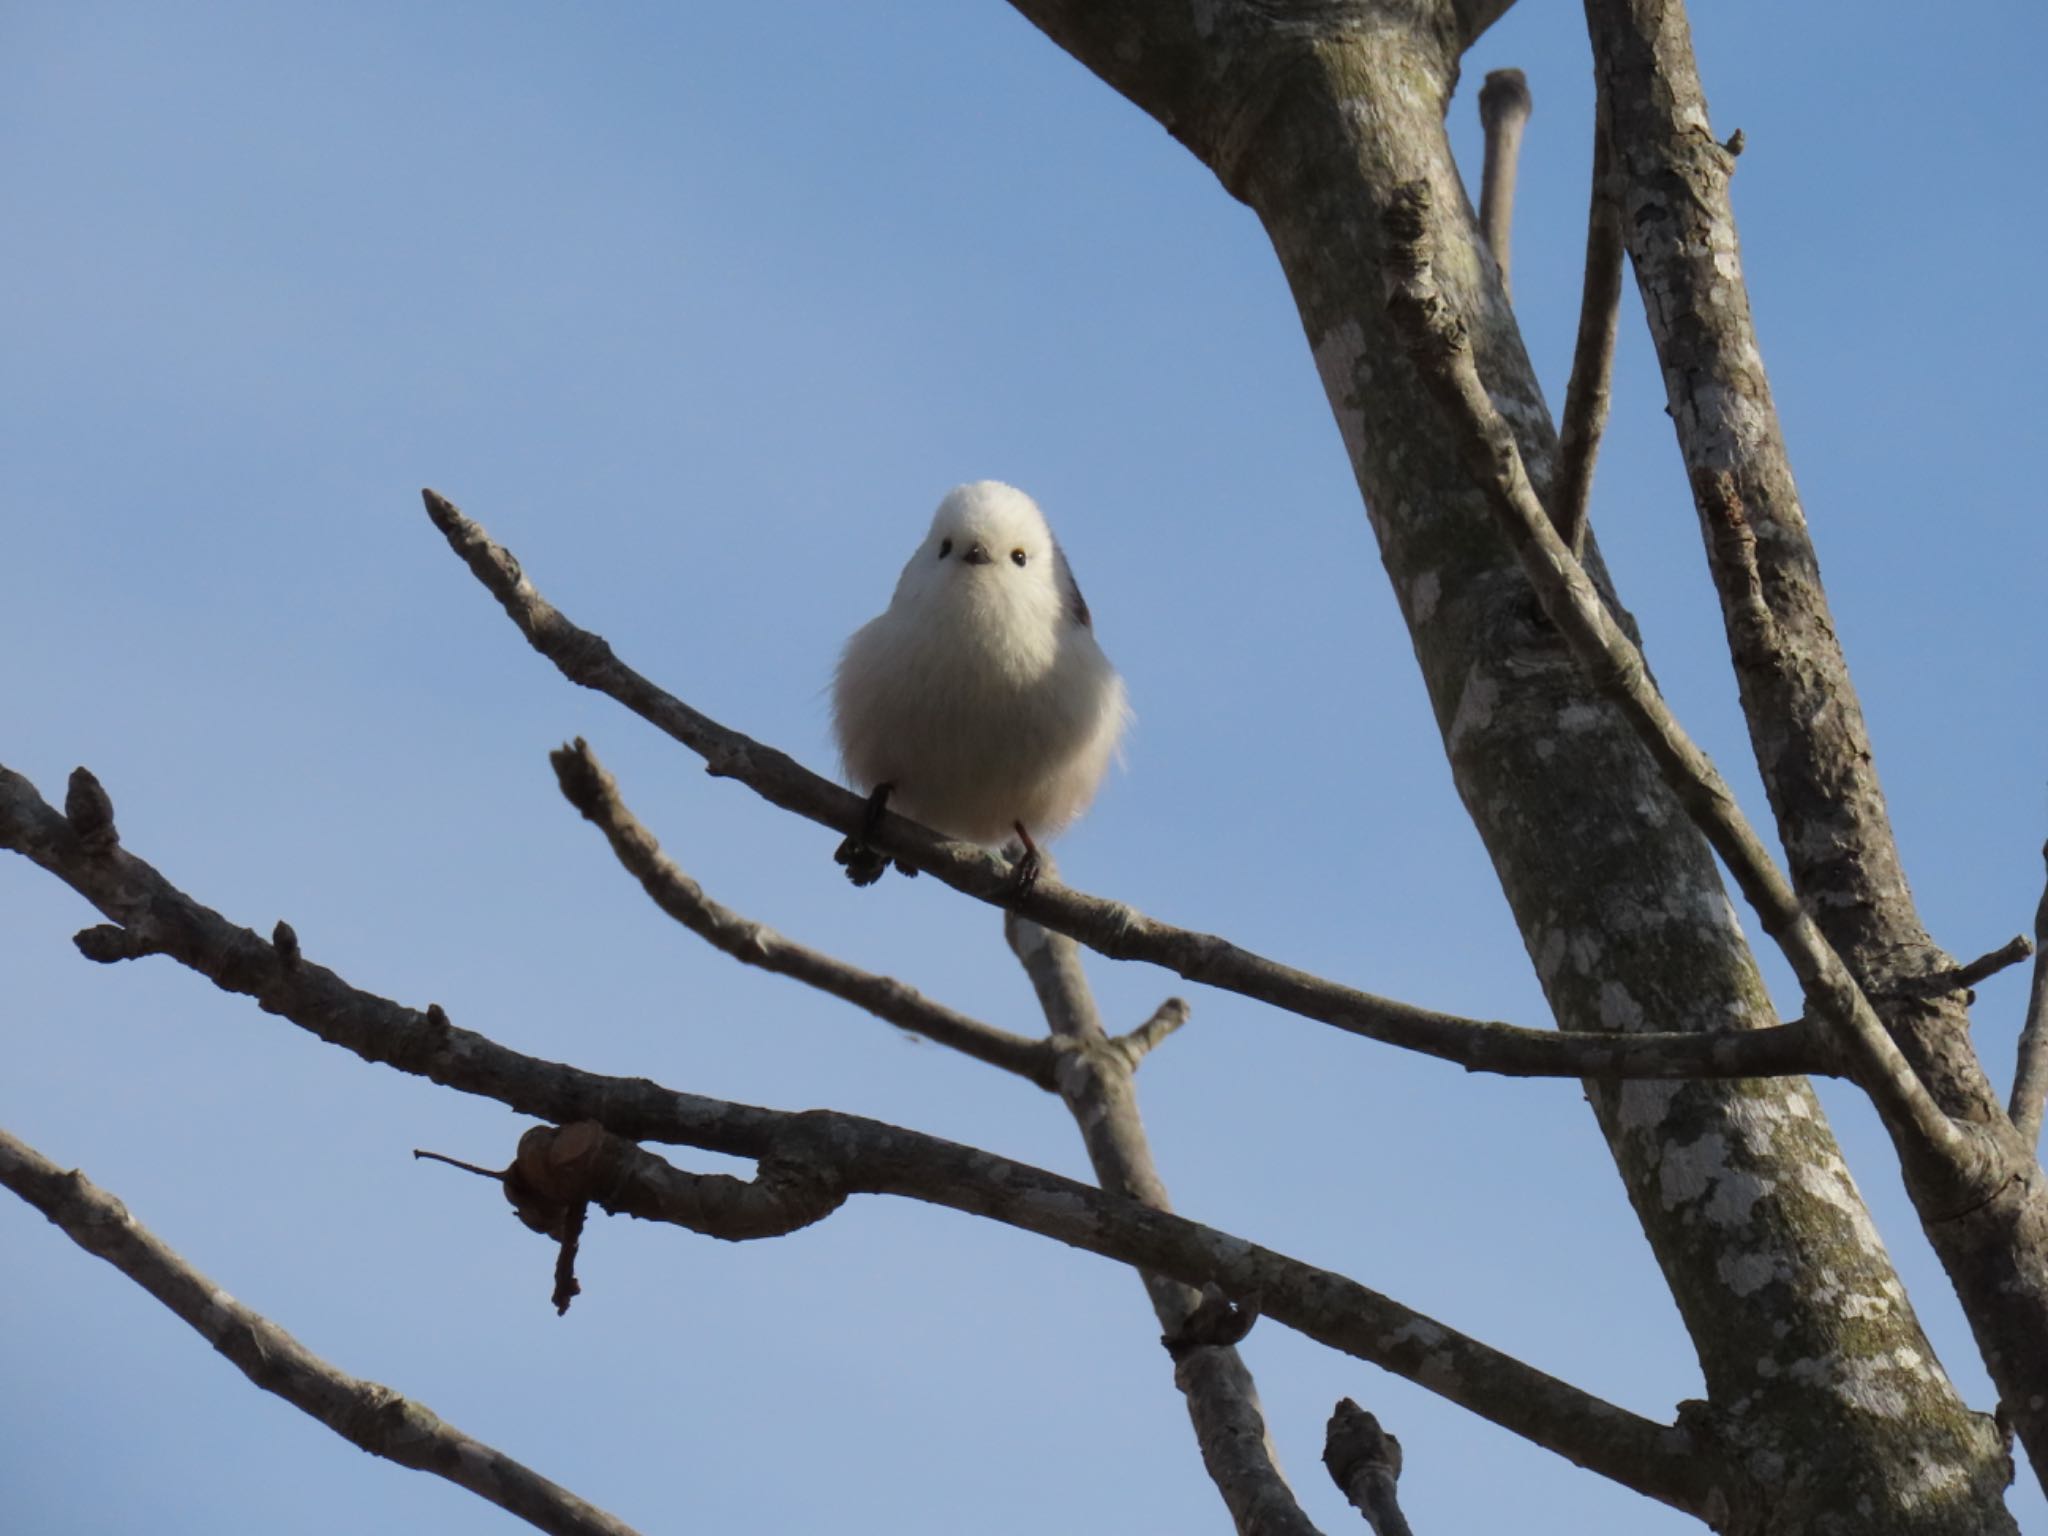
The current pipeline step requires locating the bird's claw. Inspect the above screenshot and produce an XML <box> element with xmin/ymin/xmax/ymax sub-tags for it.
<box><xmin>834</xmin><ymin>835</ymin><xmax>889</xmax><ymax>888</ymax></box>
<box><xmin>1005</xmin><ymin>822</ymin><xmax>1043</xmax><ymax>894</ymax></box>
<box><xmin>835</xmin><ymin>782</ymin><xmax>898</xmax><ymax>889</ymax></box>
<box><xmin>1007</xmin><ymin>846</ymin><xmax>1042</xmax><ymax>894</ymax></box>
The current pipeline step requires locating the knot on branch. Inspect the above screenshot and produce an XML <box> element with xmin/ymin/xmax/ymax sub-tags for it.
<box><xmin>64</xmin><ymin>767</ymin><xmax>119</xmax><ymax>852</ymax></box>
<box><xmin>73</xmin><ymin>923</ymin><xmax>155</xmax><ymax>964</ymax></box>
<box><xmin>1381</xmin><ymin>181</ymin><xmax>1467</xmax><ymax>365</ymax></box>
<box><xmin>1161</xmin><ymin>1281</ymin><xmax>1260</xmax><ymax>1363</ymax></box>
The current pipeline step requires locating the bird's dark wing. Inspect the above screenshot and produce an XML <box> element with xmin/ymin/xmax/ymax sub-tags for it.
<box><xmin>1053</xmin><ymin>541</ymin><xmax>1092</xmax><ymax>629</ymax></box>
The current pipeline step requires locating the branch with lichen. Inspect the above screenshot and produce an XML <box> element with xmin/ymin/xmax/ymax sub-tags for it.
<box><xmin>1376</xmin><ymin>172</ymin><xmax>1996</xmax><ymax>1213</ymax></box>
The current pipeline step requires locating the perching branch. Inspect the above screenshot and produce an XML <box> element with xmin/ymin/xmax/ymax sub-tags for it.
<box><xmin>0</xmin><ymin>1126</ymin><xmax>645</xmax><ymax>1536</ymax></box>
<box><xmin>2010</xmin><ymin>842</ymin><xmax>2048</xmax><ymax>1146</ymax></box>
<box><xmin>1549</xmin><ymin>122</ymin><xmax>1622</xmax><ymax>555</ymax></box>
<box><xmin>1323</xmin><ymin>1399</ymin><xmax>1414</xmax><ymax>1536</ymax></box>
<box><xmin>0</xmin><ymin>764</ymin><xmax>1712</xmax><ymax>1515</ymax></box>
<box><xmin>1376</xmin><ymin>180</ymin><xmax>1990</xmax><ymax>1203</ymax></box>
<box><xmin>1476</xmin><ymin>69</ymin><xmax>1530</xmax><ymax>297</ymax></box>
<box><xmin>417</xmin><ymin>491</ymin><xmax>1826</xmax><ymax>1086</ymax></box>
<box><xmin>548</xmin><ymin>737</ymin><xmax>1057</xmax><ymax>1089</ymax></box>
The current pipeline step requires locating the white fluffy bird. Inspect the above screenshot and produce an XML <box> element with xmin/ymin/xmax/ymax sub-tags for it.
<box><xmin>832</xmin><ymin>480</ymin><xmax>1126</xmax><ymax>887</ymax></box>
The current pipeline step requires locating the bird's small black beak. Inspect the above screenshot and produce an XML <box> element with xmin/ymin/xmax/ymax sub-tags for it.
<box><xmin>962</xmin><ymin>541</ymin><xmax>993</xmax><ymax>566</ymax></box>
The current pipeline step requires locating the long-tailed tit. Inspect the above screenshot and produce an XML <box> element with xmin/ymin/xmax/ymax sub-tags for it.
<box><xmin>832</xmin><ymin>480</ymin><xmax>1126</xmax><ymax>888</ymax></box>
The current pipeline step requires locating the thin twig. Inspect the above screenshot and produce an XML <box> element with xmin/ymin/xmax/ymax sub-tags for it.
<box><xmin>1551</xmin><ymin>122</ymin><xmax>1623</xmax><ymax>555</ymax></box>
<box><xmin>1112</xmin><ymin>996</ymin><xmax>1190</xmax><ymax>1068</ymax></box>
<box><xmin>1951</xmin><ymin>935</ymin><xmax>2035</xmax><ymax>993</ymax></box>
<box><xmin>413</xmin><ymin>492</ymin><xmax>1827</xmax><ymax>1086</ymax></box>
<box><xmin>1477</xmin><ymin>69</ymin><xmax>1531</xmax><ymax>297</ymax></box>
<box><xmin>1376</xmin><ymin>180</ymin><xmax>1992</xmax><ymax>1206</ymax></box>
<box><xmin>550</xmin><ymin>737</ymin><xmax>1055</xmax><ymax>1088</ymax></box>
<box><xmin>0</xmin><ymin>1126</ymin><xmax>645</xmax><ymax>1536</ymax></box>
<box><xmin>2008</xmin><ymin>842</ymin><xmax>2048</xmax><ymax>1146</ymax></box>
<box><xmin>0</xmin><ymin>767</ymin><xmax>1712</xmax><ymax>1514</ymax></box>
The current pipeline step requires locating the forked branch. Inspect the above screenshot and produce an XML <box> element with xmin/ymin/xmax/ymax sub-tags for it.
<box><xmin>549</xmin><ymin>737</ymin><xmax>1057</xmax><ymax>1088</ymax></box>
<box><xmin>0</xmin><ymin>764</ymin><xmax>1712</xmax><ymax>1515</ymax></box>
<box><xmin>417</xmin><ymin>491</ymin><xmax>1826</xmax><ymax>1086</ymax></box>
<box><xmin>1376</xmin><ymin>180</ymin><xmax>1989</xmax><ymax>1204</ymax></box>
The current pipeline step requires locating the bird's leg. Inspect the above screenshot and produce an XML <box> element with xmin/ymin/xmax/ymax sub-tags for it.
<box><xmin>1007</xmin><ymin>821</ymin><xmax>1043</xmax><ymax>893</ymax></box>
<box><xmin>834</xmin><ymin>783</ymin><xmax>896</xmax><ymax>887</ymax></box>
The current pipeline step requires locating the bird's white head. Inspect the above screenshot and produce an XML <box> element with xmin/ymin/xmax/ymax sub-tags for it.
<box><xmin>887</xmin><ymin>481</ymin><xmax>1089</xmax><ymax>641</ymax></box>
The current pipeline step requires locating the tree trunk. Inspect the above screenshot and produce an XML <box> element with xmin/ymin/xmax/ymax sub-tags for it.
<box><xmin>1008</xmin><ymin>1</ymin><xmax>2013</xmax><ymax>1527</ymax></box>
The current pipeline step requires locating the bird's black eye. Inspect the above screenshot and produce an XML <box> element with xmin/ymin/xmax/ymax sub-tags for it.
<box><xmin>938</xmin><ymin>539</ymin><xmax>952</xmax><ymax>559</ymax></box>
<box><xmin>1010</xmin><ymin>548</ymin><xmax>1027</xmax><ymax>567</ymax></box>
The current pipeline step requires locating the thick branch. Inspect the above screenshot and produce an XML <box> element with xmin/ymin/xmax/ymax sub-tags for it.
<box><xmin>0</xmin><ymin>1126</ymin><xmax>643</xmax><ymax>1536</ymax></box>
<box><xmin>1376</xmin><ymin>181</ymin><xmax>1991</xmax><ymax>1204</ymax></box>
<box><xmin>416</xmin><ymin>492</ymin><xmax>1822</xmax><ymax>1085</ymax></box>
<box><xmin>1583</xmin><ymin>0</ymin><xmax>1990</xmax><ymax>1089</ymax></box>
<box><xmin>549</xmin><ymin>737</ymin><xmax>1055</xmax><ymax>1088</ymax></box>
<box><xmin>0</xmin><ymin>768</ymin><xmax>1709</xmax><ymax>1513</ymax></box>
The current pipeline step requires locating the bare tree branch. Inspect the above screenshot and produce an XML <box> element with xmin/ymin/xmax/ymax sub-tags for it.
<box><xmin>464</xmin><ymin>1117</ymin><xmax>1712</xmax><ymax>1516</ymax></box>
<box><xmin>1476</xmin><ymin>69</ymin><xmax>1530</xmax><ymax>297</ymax></box>
<box><xmin>0</xmin><ymin>1126</ymin><xmax>646</xmax><ymax>1536</ymax></box>
<box><xmin>558</xmin><ymin>728</ymin><xmax>1313</xmax><ymax>1530</ymax></box>
<box><xmin>551</xmin><ymin>729</ymin><xmax>1310</xmax><ymax>1527</ymax></box>
<box><xmin>414</xmin><ymin>491</ymin><xmax>1825</xmax><ymax>1086</ymax></box>
<box><xmin>548</xmin><ymin>737</ymin><xmax>1056</xmax><ymax>1088</ymax></box>
<box><xmin>0</xmin><ymin>766</ymin><xmax>1712</xmax><ymax>1514</ymax></box>
<box><xmin>2010</xmin><ymin>842</ymin><xmax>2048</xmax><ymax>1146</ymax></box>
<box><xmin>1003</xmin><ymin>896</ymin><xmax>1322</xmax><ymax>1535</ymax></box>
<box><xmin>1550</xmin><ymin>123</ymin><xmax>1622</xmax><ymax>555</ymax></box>
<box><xmin>1323</xmin><ymin>1399</ymin><xmax>1414</xmax><ymax>1536</ymax></box>
<box><xmin>1582</xmin><ymin>0</ymin><xmax>1997</xmax><ymax>1095</ymax></box>
<box><xmin>1376</xmin><ymin>179</ymin><xmax>1991</xmax><ymax>1200</ymax></box>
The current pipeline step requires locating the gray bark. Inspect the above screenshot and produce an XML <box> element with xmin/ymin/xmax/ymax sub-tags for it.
<box><xmin>1006</xmin><ymin>0</ymin><xmax>2014</xmax><ymax>1528</ymax></box>
<box><xmin>1006</xmin><ymin>908</ymin><xmax>1323</xmax><ymax>1536</ymax></box>
<box><xmin>1584</xmin><ymin>0</ymin><xmax>2048</xmax><ymax>1492</ymax></box>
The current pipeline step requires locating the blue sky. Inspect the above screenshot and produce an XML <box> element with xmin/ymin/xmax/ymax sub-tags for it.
<box><xmin>4</xmin><ymin>3</ymin><xmax>2045</xmax><ymax>1531</ymax></box>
